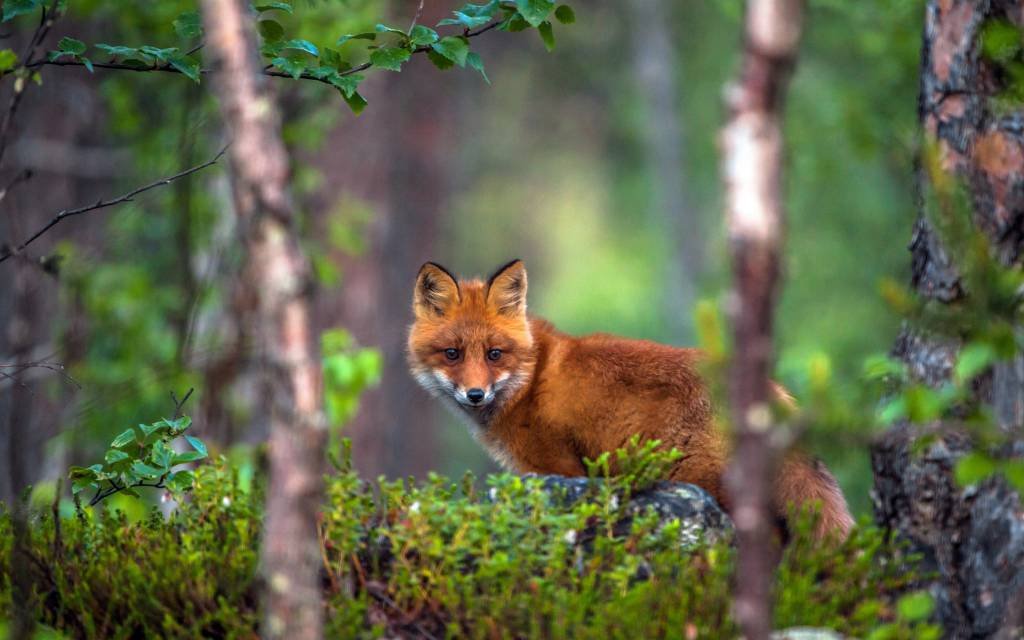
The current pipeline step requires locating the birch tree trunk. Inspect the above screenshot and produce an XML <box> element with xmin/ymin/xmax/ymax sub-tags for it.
<box><xmin>872</xmin><ymin>1</ymin><xmax>1024</xmax><ymax>637</ymax></box>
<box><xmin>720</xmin><ymin>1</ymin><xmax>804</xmax><ymax>638</ymax></box>
<box><xmin>199</xmin><ymin>3</ymin><xmax>326</xmax><ymax>639</ymax></box>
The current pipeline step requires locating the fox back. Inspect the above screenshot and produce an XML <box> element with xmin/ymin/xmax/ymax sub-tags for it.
<box><xmin>406</xmin><ymin>259</ymin><xmax>854</xmax><ymax>539</ymax></box>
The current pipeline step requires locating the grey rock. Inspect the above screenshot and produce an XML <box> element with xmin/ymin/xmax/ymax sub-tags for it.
<box><xmin>526</xmin><ymin>475</ymin><xmax>734</xmax><ymax>548</ymax></box>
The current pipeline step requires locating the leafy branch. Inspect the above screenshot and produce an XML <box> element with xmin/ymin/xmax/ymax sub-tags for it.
<box><xmin>0</xmin><ymin>145</ymin><xmax>227</xmax><ymax>264</ymax></box>
<box><xmin>8</xmin><ymin>0</ymin><xmax>576</xmax><ymax>115</ymax></box>
<box><xmin>69</xmin><ymin>388</ymin><xmax>209</xmax><ymax>507</ymax></box>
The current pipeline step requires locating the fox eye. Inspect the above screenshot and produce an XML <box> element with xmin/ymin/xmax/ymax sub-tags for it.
<box><xmin>487</xmin><ymin>348</ymin><xmax>502</xmax><ymax>362</ymax></box>
<box><xmin>444</xmin><ymin>348</ymin><xmax>460</xmax><ymax>361</ymax></box>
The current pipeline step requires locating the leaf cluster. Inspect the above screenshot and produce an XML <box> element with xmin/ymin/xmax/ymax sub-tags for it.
<box><xmin>68</xmin><ymin>414</ymin><xmax>208</xmax><ymax>506</ymax></box>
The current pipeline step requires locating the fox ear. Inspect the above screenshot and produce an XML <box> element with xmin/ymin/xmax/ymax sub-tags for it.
<box><xmin>486</xmin><ymin>259</ymin><xmax>527</xmax><ymax>317</ymax></box>
<box><xmin>414</xmin><ymin>262</ymin><xmax>460</xmax><ymax>318</ymax></box>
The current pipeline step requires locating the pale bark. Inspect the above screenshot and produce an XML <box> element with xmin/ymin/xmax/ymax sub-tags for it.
<box><xmin>720</xmin><ymin>1</ymin><xmax>804</xmax><ymax>639</ymax></box>
<box><xmin>199</xmin><ymin>2</ymin><xmax>326</xmax><ymax>639</ymax></box>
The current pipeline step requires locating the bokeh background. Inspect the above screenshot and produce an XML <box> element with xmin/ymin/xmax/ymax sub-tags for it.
<box><xmin>0</xmin><ymin>0</ymin><xmax>925</xmax><ymax>516</ymax></box>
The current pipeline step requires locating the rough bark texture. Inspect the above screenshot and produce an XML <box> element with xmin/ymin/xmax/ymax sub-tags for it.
<box><xmin>871</xmin><ymin>1</ymin><xmax>1024</xmax><ymax>638</ymax></box>
<box><xmin>199</xmin><ymin>2</ymin><xmax>326</xmax><ymax>639</ymax></box>
<box><xmin>720</xmin><ymin>2</ymin><xmax>803</xmax><ymax>639</ymax></box>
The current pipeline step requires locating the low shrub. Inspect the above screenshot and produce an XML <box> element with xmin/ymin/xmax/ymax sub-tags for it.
<box><xmin>0</xmin><ymin>441</ymin><xmax>938</xmax><ymax>639</ymax></box>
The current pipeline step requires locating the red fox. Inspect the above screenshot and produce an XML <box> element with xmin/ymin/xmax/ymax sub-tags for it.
<box><xmin>407</xmin><ymin>259</ymin><xmax>854</xmax><ymax>539</ymax></box>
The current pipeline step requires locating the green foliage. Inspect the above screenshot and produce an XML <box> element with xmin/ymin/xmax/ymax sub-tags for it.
<box><xmin>2</xmin><ymin>441</ymin><xmax>937</xmax><ymax>639</ymax></box>
<box><xmin>68</xmin><ymin>411</ymin><xmax>208</xmax><ymax>506</ymax></box>
<box><xmin>33</xmin><ymin>0</ymin><xmax>577</xmax><ymax>114</ymax></box>
<box><xmin>322</xmin><ymin>328</ymin><xmax>382</xmax><ymax>429</ymax></box>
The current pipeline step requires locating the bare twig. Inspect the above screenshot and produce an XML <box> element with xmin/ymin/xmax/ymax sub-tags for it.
<box><xmin>170</xmin><ymin>387</ymin><xmax>195</xmax><ymax>420</ymax></box>
<box><xmin>0</xmin><ymin>359</ymin><xmax>79</xmax><ymax>390</ymax></box>
<box><xmin>409</xmin><ymin>0</ymin><xmax>426</xmax><ymax>33</ymax></box>
<box><xmin>0</xmin><ymin>145</ymin><xmax>227</xmax><ymax>264</ymax></box>
<box><xmin>0</xmin><ymin>169</ymin><xmax>33</xmax><ymax>205</ymax></box>
<box><xmin>0</xmin><ymin>0</ymin><xmax>61</xmax><ymax>171</ymax></box>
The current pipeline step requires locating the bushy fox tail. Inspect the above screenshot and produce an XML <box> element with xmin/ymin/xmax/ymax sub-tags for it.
<box><xmin>774</xmin><ymin>453</ymin><xmax>854</xmax><ymax>540</ymax></box>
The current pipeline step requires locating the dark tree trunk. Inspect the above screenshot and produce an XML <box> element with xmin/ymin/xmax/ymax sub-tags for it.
<box><xmin>872</xmin><ymin>1</ymin><xmax>1024</xmax><ymax>638</ymax></box>
<box><xmin>200</xmin><ymin>2</ymin><xmax>326</xmax><ymax>638</ymax></box>
<box><xmin>720</xmin><ymin>1</ymin><xmax>804</xmax><ymax>639</ymax></box>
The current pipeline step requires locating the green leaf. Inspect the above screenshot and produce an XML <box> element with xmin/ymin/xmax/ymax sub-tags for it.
<box><xmin>104</xmin><ymin>449</ymin><xmax>130</xmax><ymax>465</ymax></box>
<box><xmin>438</xmin><ymin>11</ymin><xmax>492</xmax><ymax>29</ymax></box>
<box><xmin>1004</xmin><ymin>459</ymin><xmax>1024</xmax><ymax>493</ymax></box>
<box><xmin>57</xmin><ymin>37</ymin><xmax>87</xmax><ymax>56</ymax></box>
<box><xmin>538</xmin><ymin>21</ymin><xmax>555</xmax><ymax>51</ymax></box>
<box><xmin>69</xmin><ymin>465</ymin><xmax>99</xmax><ymax>480</ymax></box>
<box><xmin>259</xmin><ymin>19</ymin><xmax>285</xmax><ymax>42</ymax></box>
<box><xmin>409</xmin><ymin>25</ymin><xmax>439</xmax><ymax>46</ymax></box>
<box><xmin>71</xmin><ymin>478</ymin><xmax>99</xmax><ymax>494</ymax></box>
<box><xmin>3</xmin><ymin>0</ymin><xmax>39</xmax><ymax>23</ymax></box>
<box><xmin>110</xmin><ymin>428</ymin><xmax>137</xmax><ymax>448</ymax></box>
<box><xmin>330</xmin><ymin>73</ymin><xmax>363</xmax><ymax>97</ymax></box>
<box><xmin>955</xmin><ymin>341</ymin><xmax>998</xmax><ymax>384</ymax></box>
<box><xmin>431</xmin><ymin>36</ymin><xmax>469</xmax><ymax>66</ymax></box>
<box><xmin>185</xmin><ymin>435</ymin><xmax>208</xmax><ymax>458</ymax></box>
<box><xmin>152</xmin><ymin>440</ymin><xmax>173</xmax><ymax>470</ymax></box>
<box><xmin>342</xmin><ymin>89</ymin><xmax>367</xmax><ymax>115</ymax></box>
<box><xmin>173</xmin><ymin>11</ymin><xmax>203</xmax><ymax>39</ymax></box>
<box><xmin>0</xmin><ymin>49</ymin><xmax>19</xmax><ymax>72</ymax></box>
<box><xmin>95</xmin><ymin>44</ymin><xmax>140</xmax><ymax>59</ymax></box>
<box><xmin>319</xmin><ymin>47</ymin><xmax>346</xmax><ymax>70</ymax></box>
<box><xmin>467</xmin><ymin>51</ymin><xmax>489</xmax><ymax>83</ymax></box>
<box><xmin>336</xmin><ymin>32</ymin><xmax>376</xmax><ymax>46</ymax></box>
<box><xmin>515</xmin><ymin>0</ymin><xmax>554</xmax><ymax>27</ymax></box>
<box><xmin>554</xmin><ymin>4</ymin><xmax>575</xmax><ymax>24</ymax></box>
<box><xmin>504</xmin><ymin>13</ymin><xmax>530</xmax><ymax>32</ymax></box>
<box><xmin>254</xmin><ymin>1</ymin><xmax>292</xmax><ymax>12</ymax></box>
<box><xmin>374</xmin><ymin>23</ymin><xmax>406</xmax><ymax>36</ymax></box>
<box><xmin>139</xmin><ymin>46</ymin><xmax>179</xmax><ymax>62</ymax></box>
<box><xmin>271</xmin><ymin>56</ymin><xmax>306</xmax><ymax>79</ymax></box>
<box><xmin>167</xmin><ymin>470</ymin><xmax>195</xmax><ymax>493</ymax></box>
<box><xmin>897</xmin><ymin>591</ymin><xmax>935</xmax><ymax>622</ymax></box>
<box><xmin>283</xmin><ymin>39</ymin><xmax>319</xmax><ymax>56</ymax></box>
<box><xmin>131</xmin><ymin>461</ymin><xmax>165</xmax><ymax>479</ymax></box>
<box><xmin>79</xmin><ymin>56</ymin><xmax>94</xmax><ymax>73</ymax></box>
<box><xmin>427</xmin><ymin>49</ymin><xmax>455</xmax><ymax>70</ymax></box>
<box><xmin>172</xmin><ymin>451</ymin><xmax>206</xmax><ymax>465</ymax></box>
<box><xmin>955</xmin><ymin>452</ymin><xmax>998</xmax><ymax>486</ymax></box>
<box><xmin>369</xmin><ymin>47</ymin><xmax>411</xmax><ymax>72</ymax></box>
<box><xmin>168</xmin><ymin>55</ymin><xmax>200</xmax><ymax>82</ymax></box>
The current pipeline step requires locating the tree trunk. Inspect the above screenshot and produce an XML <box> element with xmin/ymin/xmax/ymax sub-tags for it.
<box><xmin>627</xmin><ymin>0</ymin><xmax>700</xmax><ymax>341</ymax></box>
<box><xmin>199</xmin><ymin>3</ymin><xmax>326</xmax><ymax>639</ymax></box>
<box><xmin>872</xmin><ymin>1</ymin><xmax>1024</xmax><ymax>638</ymax></box>
<box><xmin>721</xmin><ymin>2</ymin><xmax>804</xmax><ymax>639</ymax></box>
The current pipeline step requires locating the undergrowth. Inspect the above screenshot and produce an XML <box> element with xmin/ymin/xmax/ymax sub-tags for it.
<box><xmin>0</xmin><ymin>440</ymin><xmax>938</xmax><ymax>639</ymax></box>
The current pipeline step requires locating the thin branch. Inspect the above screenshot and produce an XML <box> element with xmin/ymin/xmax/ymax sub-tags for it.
<box><xmin>409</xmin><ymin>0</ymin><xmax>426</xmax><ymax>33</ymax></box>
<box><xmin>0</xmin><ymin>145</ymin><xmax>228</xmax><ymax>264</ymax></box>
<box><xmin>0</xmin><ymin>168</ymin><xmax>33</xmax><ymax>205</ymax></box>
<box><xmin>26</xmin><ymin>19</ymin><xmax>506</xmax><ymax>85</ymax></box>
<box><xmin>170</xmin><ymin>387</ymin><xmax>195</xmax><ymax>419</ymax></box>
<box><xmin>0</xmin><ymin>0</ymin><xmax>61</xmax><ymax>170</ymax></box>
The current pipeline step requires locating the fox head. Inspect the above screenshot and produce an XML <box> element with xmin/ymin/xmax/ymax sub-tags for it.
<box><xmin>407</xmin><ymin>259</ymin><xmax>535</xmax><ymax>420</ymax></box>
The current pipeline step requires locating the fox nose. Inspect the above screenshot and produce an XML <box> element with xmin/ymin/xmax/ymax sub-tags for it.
<box><xmin>466</xmin><ymin>388</ymin><xmax>486</xmax><ymax>404</ymax></box>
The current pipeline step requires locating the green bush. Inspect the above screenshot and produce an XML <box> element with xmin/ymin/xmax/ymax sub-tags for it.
<box><xmin>1</xmin><ymin>444</ymin><xmax>938</xmax><ymax>639</ymax></box>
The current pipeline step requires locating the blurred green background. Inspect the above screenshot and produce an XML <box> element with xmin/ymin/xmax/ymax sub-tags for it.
<box><xmin>0</xmin><ymin>0</ymin><xmax>926</xmax><ymax>517</ymax></box>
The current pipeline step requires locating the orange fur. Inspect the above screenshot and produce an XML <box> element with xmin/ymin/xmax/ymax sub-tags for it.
<box><xmin>407</xmin><ymin>260</ymin><xmax>853</xmax><ymax>539</ymax></box>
